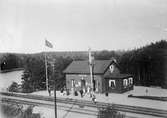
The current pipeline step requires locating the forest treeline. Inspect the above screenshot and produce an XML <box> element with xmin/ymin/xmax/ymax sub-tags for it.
<box><xmin>0</xmin><ymin>40</ymin><xmax>166</xmax><ymax>92</ymax></box>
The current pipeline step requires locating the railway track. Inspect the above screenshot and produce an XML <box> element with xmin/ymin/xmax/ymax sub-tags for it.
<box><xmin>1</xmin><ymin>92</ymin><xmax>167</xmax><ymax>117</ymax></box>
<box><xmin>1</xmin><ymin>97</ymin><xmax>98</xmax><ymax>116</ymax></box>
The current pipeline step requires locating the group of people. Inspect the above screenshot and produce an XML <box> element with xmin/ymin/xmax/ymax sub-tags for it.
<box><xmin>60</xmin><ymin>87</ymin><xmax>69</xmax><ymax>96</ymax></box>
<box><xmin>76</xmin><ymin>88</ymin><xmax>97</xmax><ymax>103</ymax></box>
<box><xmin>59</xmin><ymin>86</ymin><xmax>97</xmax><ymax>103</ymax></box>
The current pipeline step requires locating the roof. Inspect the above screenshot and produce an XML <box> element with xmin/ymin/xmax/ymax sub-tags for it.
<box><xmin>104</xmin><ymin>73</ymin><xmax>132</xmax><ymax>79</ymax></box>
<box><xmin>63</xmin><ymin>60</ymin><xmax>114</xmax><ymax>74</ymax></box>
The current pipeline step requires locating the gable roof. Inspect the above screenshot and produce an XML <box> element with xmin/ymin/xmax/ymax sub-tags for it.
<box><xmin>63</xmin><ymin>60</ymin><xmax>116</xmax><ymax>74</ymax></box>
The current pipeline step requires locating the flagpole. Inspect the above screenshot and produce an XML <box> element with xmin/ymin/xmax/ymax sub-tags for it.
<box><xmin>44</xmin><ymin>39</ymin><xmax>57</xmax><ymax>118</ymax></box>
<box><xmin>45</xmin><ymin>40</ymin><xmax>49</xmax><ymax>93</ymax></box>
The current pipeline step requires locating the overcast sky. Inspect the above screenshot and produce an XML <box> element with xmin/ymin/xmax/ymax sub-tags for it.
<box><xmin>0</xmin><ymin>0</ymin><xmax>167</xmax><ymax>53</ymax></box>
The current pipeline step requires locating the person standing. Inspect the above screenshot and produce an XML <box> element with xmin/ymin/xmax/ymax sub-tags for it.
<box><xmin>80</xmin><ymin>89</ymin><xmax>83</xmax><ymax>98</ymax></box>
<box><xmin>92</xmin><ymin>94</ymin><xmax>96</xmax><ymax>104</ymax></box>
<box><xmin>48</xmin><ymin>87</ymin><xmax>51</xmax><ymax>96</ymax></box>
<box><xmin>145</xmin><ymin>88</ymin><xmax>148</xmax><ymax>96</ymax></box>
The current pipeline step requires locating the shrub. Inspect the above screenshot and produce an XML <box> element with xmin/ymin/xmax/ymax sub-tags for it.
<box><xmin>8</xmin><ymin>82</ymin><xmax>19</xmax><ymax>92</ymax></box>
<box><xmin>0</xmin><ymin>104</ymin><xmax>41</xmax><ymax>118</ymax></box>
<box><xmin>98</xmin><ymin>106</ymin><xmax>125</xmax><ymax>118</ymax></box>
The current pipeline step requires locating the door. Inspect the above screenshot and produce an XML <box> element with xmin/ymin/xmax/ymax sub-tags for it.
<box><xmin>71</xmin><ymin>79</ymin><xmax>75</xmax><ymax>88</ymax></box>
<box><xmin>81</xmin><ymin>79</ymin><xmax>86</xmax><ymax>89</ymax></box>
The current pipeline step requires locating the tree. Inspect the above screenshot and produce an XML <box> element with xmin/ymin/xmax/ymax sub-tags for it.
<box><xmin>48</xmin><ymin>56</ymin><xmax>73</xmax><ymax>90</ymax></box>
<box><xmin>8</xmin><ymin>82</ymin><xmax>19</xmax><ymax>92</ymax></box>
<box><xmin>21</xmin><ymin>54</ymin><xmax>73</xmax><ymax>93</ymax></box>
<box><xmin>21</xmin><ymin>55</ymin><xmax>46</xmax><ymax>92</ymax></box>
<box><xmin>0</xmin><ymin>54</ymin><xmax>20</xmax><ymax>70</ymax></box>
<box><xmin>94</xmin><ymin>50</ymin><xmax>120</xmax><ymax>60</ymax></box>
<box><xmin>119</xmin><ymin>40</ymin><xmax>167</xmax><ymax>87</ymax></box>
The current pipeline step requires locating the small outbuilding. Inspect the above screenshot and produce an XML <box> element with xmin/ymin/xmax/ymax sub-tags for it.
<box><xmin>63</xmin><ymin>59</ymin><xmax>133</xmax><ymax>93</ymax></box>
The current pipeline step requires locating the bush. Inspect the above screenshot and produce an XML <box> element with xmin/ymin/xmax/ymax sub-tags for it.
<box><xmin>8</xmin><ymin>82</ymin><xmax>19</xmax><ymax>92</ymax></box>
<box><xmin>0</xmin><ymin>104</ymin><xmax>41</xmax><ymax>118</ymax></box>
<box><xmin>98</xmin><ymin>106</ymin><xmax>125</xmax><ymax>118</ymax></box>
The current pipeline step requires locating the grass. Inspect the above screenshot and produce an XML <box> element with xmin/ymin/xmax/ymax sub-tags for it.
<box><xmin>0</xmin><ymin>103</ymin><xmax>40</xmax><ymax>118</ymax></box>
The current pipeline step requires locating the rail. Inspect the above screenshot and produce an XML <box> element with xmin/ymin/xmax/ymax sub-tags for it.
<box><xmin>1</xmin><ymin>92</ymin><xmax>167</xmax><ymax>117</ymax></box>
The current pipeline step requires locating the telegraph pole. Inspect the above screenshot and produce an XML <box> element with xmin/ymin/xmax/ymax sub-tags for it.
<box><xmin>45</xmin><ymin>52</ymin><xmax>49</xmax><ymax>93</ymax></box>
<box><xmin>51</xmin><ymin>61</ymin><xmax>57</xmax><ymax>118</ymax></box>
<box><xmin>88</xmin><ymin>48</ymin><xmax>93</xmax><ymax>92</ymax></box>
<box><xmin>88</xmin><ymin>48</ymin><xmax>95</xmax><ymax>92</ymax></box>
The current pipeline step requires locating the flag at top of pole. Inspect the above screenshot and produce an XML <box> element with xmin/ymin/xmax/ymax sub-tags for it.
<box><xmin>45</xmin><ymin>40</ymin><xmax>53</xmax><ymax>48</ymax></box>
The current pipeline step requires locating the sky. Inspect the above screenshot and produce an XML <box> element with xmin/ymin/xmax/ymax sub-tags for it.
<box><xmin>0</xmin><ymin>0</ymin><xmax>167</xmax><ymax>53</ymax></box>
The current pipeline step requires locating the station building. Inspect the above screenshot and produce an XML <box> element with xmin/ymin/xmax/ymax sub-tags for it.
<box><xmin>63</xmin><ymin>59</ymin><xmax>133</xmax><ymax>93</ymax></box>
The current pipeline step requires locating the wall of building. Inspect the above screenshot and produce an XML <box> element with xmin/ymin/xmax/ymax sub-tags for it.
<box><xmin>105</xmin><ymin>79</ymin><xmax>122</xmax><ymax>93</ymax></box>
<box><xmin>93</xmin><ymin>75</ymin><xmax>103</xmax><ymax>93</ymax></box>
<box><xmin>104</xmin><ymin>63</ymin><xmax>120</xmax><ymax>76</ymax></box>
<box><xmin>101</xmin><ymin>76</ymin><xmax>106</xmax><ymax>93</ymax></box>
<box><xmin>65</xmin><ymin>62</ymin><xmax>134</xmax><ymax>94</ymax></box>
<box><xmin>121</xmin><ymin>77</ymin><xmax>134</xmax><ymax>92</ymax></box>
<box><xmin>105</xmin><ymin>77</ymin><xmax>134</xmax><ymax>93</ymax></box>
<box><xmin>66</xmin><ymin>74</ymin><xmax>103</xmax><ymax>93</ymax></box>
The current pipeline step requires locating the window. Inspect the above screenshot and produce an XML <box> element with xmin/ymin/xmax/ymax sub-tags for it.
<box><xmin>109</xmin><ymin>65</ymin><xmax>114</xmax><ymax>73</ymax></box>
<box><xmin>129</xmin><ymin>77</ymin><xmax>133</xmax><ymax>85</ymax></box>
<box><xmin>71</xmin><ymin>79</ymin><xmax>75</xmax><ymax>88</ymax></box>
<box><xmin>123</xmin><ymin>79</ymin><xmax>128</xmax><ymax>88</ymax></box>
<box><xmin>109</xmin><ymin>80</ymin><xmax>116</xmax><ymax>89</ymax></box>
<box><xmin>81</xmin><ymin>79</ymin><xmax>86</xmax><ymax>88</ymax></box>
